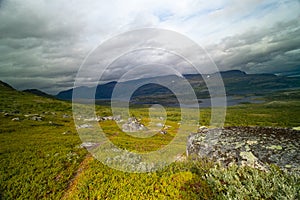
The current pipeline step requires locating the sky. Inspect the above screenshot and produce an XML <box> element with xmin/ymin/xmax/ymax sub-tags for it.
<box><xmin>0</xmin><ymin>0</ymin><xmax>299</xmax><ymax>94</ymax></box>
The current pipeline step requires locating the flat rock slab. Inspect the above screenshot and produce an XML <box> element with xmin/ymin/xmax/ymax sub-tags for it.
<box><xmin>187</xmin><ymin>127</ymin><xmax>300</xmax><ymax>173</ymax></box>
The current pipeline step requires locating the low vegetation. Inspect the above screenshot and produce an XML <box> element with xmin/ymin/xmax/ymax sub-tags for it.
<box><xmin>0</xmin><ymin>84</ymin><xmax>299</xmax><ymax>199</ymax></box>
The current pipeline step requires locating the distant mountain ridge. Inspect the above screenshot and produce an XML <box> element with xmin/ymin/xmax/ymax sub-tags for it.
<box><xmin>23</xmin><ymin>89</ymin><xmax>54</xmax><ymax>99</ymax></box>
<box><xmin>1</xmin><ymin>70</ymin><xmax>299</xmax><ymax>105</ymax></box>
<box><xmin>56</xmin><ymin>70</ymin><xmax>300</xmax><ymax>102</ymax></box>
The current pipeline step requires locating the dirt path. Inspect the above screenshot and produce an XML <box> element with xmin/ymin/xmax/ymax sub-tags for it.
<box><xmin>62</xmin><ymin>154</ymin><xmax>94</xmax><ymax>200</ymax></box>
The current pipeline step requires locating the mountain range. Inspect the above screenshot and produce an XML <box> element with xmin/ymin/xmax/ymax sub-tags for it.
<box><xmin>2</xmin><ymin>70</ymin><xmax>299</xmax><ymax>106</ymax></box>
<box><xmin>55</xmin><ymin>70</ymin><xmax>300</xmax><ymax>105</ymax></box>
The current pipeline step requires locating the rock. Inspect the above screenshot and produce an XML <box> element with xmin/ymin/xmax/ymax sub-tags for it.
<box><xmin>102</xmin><ymin>116</ymin><xmax>113</xmax><ymax>120</ymax></box>
<box><xmin>113</xmin><ymin>115</ymin><xmax>122</xmax><ymax>121</ymax></box>
<box><xmin>30</xmin><ymin>116</ymin><xmax>43</xmax><ymax>121</ymax></box>
<box><xmin>62</xmin><ymin>130</ymin><xmax>72</xmax><ymax>135</ymax></box>
<box><xmin>84</xmin><ymin>117</ymin><xmax>100</xmax><ymax>122</ymax></box>
<box><xmin>128</xmin><ymin>117</ymin><xmax>139</xmax><ymax>123</ymax></box>
<box><xmin>198</xmin><ymin>126</ymin><xmax>207</xmax><ymax>131</ymax></box>
<box><xmin>80</xmin><ymin>142</ymin><xmax>99</xmax><ymax>149</ymax></box>
<box><xmin>77</xmin><ymin>124</ymin><xmax>93</xmax><ymax>129</ymax></box>
<box><xmin>164</xmin><ymin>125</ymin><xmax>172</xmax><ymax>129</ymax></box>
<box><xmin>12</xmin><ymin>117</ymin><xmax>20</xmax><ymax>121</ymax></box>
<box><xmin>4</xmin><ymin>113</ymin><xmax>10</xmax><ymax>117</ymax></box>
<box><xmin>159</xmin><ymin>130</ymin><xmax>167</xmax><ymax>134</ymax></box>
<box><xmin>99</xmin><ymin>115</ymin><xmax>121</xmax><ymax>121</ymax></box>
<box><xmin>156</xmin><ymin>123</ymin><xmax>164</xmax><ymax>127</ymax></box>
<box><xmin>187</xmin><ymin>126</ymin><xmax>300</xmax><ymax>173</ymax></box>
<box><xmin>11</xmin><ymin>110</ymin><xmax>20</xmax><ymax>114</ymax></box>
<box><xmin>62</xmin><ymin>114</ymin><xmax>70</xmax><ymax>118</ymax></box>
<box><xmin>122</xmin><ymin>117</ymin><xmax>147</xmax><ymax>132</ymax></box>
<box><xmin>24</xmin><ymin>114</ymin><xmax>39</xmax><ymax>118</ymax></box>
<box><xmin>49</xmin><ymin>121</ymin><xmax>63</xmax><ymax>126</ymax></box>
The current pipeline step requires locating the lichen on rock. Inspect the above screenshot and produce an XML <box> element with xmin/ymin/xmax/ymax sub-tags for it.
<box><xmin>187</xmin><ymin>126</ymin><xmax>300</xmax><ymax>174</ymax></box>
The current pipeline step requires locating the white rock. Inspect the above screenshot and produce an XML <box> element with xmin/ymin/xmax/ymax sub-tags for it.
<box><xmin>77</xmin><ymin>124</ymin><xmax>93</xmax><ymax>129</ymax></box>
<box><xmin>12</xmin><ymin>117</ymin><xmax>20</xmax><ymax>121</ymax></box>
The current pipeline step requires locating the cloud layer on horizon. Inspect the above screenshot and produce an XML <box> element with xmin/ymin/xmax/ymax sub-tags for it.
<box><xmin>0</xmin><ymin>0</ymin><xmax>299</xmax><ymax>94</ymax></box>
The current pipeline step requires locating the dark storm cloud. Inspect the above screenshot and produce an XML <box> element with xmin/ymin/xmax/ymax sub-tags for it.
<box><xmin>209</xmin><ymin>19</ymin><xmax>300</xmax><ymax>73</ymax></box>
<box><xmin>0</xmin><ymin>0</ymin><xmax>299</xmax><ymax>94</ymax></box>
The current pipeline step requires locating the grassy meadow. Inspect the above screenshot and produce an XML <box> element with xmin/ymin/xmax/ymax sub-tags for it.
<box><xmin>0</xmin><ymin>84</ymin><xmax>299</xmax><ymax>199</ymax></box>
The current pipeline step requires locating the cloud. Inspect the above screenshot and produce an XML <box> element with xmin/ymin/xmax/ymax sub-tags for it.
<box><xmin>0</xmin><ymin>0</ymin><xmax>299</xmax><ymax>94</ymax></box>
<box><xmin>208</xmin><ymin>19</ymin><xmax>300</xmax><ymax>73</ymax></box>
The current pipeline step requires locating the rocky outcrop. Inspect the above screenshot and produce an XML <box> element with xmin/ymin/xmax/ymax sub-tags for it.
<box><xmin>122</xmin><ymin>117</ymin><xmax>147</xmax><ymax>132</ymax></box>
<box><xmin>187</xmin><ymin>126</ymin><xmax>300</xmax><ymax>173</ymax></box>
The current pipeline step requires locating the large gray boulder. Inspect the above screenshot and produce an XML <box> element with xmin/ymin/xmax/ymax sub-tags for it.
<box><xmin>187</xmin><ymin>126</ymin><xmax>300</xmax><ymax>173</ymax></box>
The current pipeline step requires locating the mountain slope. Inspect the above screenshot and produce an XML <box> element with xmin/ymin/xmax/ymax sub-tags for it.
<box><xmin>0</xmin><ymin>80</ymin><xmax>15</xmax><ymax>91</ymax></box>
<box><xmin>23</xmin><ymin>89</ymin><xmax>54</xmax><ymax>99</ymax></box>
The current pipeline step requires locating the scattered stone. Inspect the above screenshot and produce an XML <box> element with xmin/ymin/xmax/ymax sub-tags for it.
<box><xmin>4</xmin><ymin>113</ymin><xmax>10</xmax><ymax>117</ymax></box>
<box><xmin>113</xmin><ymin>115</ymin><xmax>122</xmax><ymax>121</ymax></box>
<box><xmin>30</xmin><ymin>116</ymin><xmax>43</xmax><ymax>121</ymax></box>
<box><xmin>159</xmin><ymin>130</ymin><xmax>167</xmax><ymax>134</ymax></box>
<box><xmin>12</xmin><ymin>117</ymin><xmax>20</xmax><ymax>121</ymax></box>
<box><xmin>84</xmin><ymin>117</ymin><xmax>101</xmax><ymax>122</ymax></box>
<box><xmin>100</xmin><ymin>115</ymin><xmax>122</xmax><ymax>121</ymax></box>
<box><xmin>198</xmin><ymin>126</ymin><xmax>207</xmax><ymax>130</ymax></box>
<box><xmin>187</xmin><ymin>126</ymin><xmax>300</xmax><ymax>173</ymax></box>
<box><xmin>24</xmin><ymin>114</ymin><xmax>39</xmax><ymax>118</ymax></box>
<box><xmin>102</xmin><ymin>116</ymin><xmax>113</xmax><ymax>121</ymax></box>
<box><xmin>80</xmin><ymin>142</ymin><xmax>99</xmax><ymax>149</ymax></box>
<box><xmin>164</xmin><ymin>125</ymin><xmax>172</xmax><ymax>129</ymax></box>
<box><xmin>62</xmin><ymin>114</ymin><xmax>70</xmax><ymax>118</ymax></box>
<box><xmin>77</xmin><ymin>124</ymin><xmax>93</xmax><ymax>129</ymax></box>
<box><xmin>122</xmin><ymin>117</ymin><xmax>147</xmax><ymax>132</ymax></box>
<box><xmin>156</xmin><ymin>123</ymin><xmax>164</xmax><ymax>127</ymax></box>
<box><xmin>49</xmin><ymin>121</ymin><xmax>63</xmax><ymax>126</ymax></box>
<box><xmin>62</xmin><ymin>131</ymin><xmax>72</xmax><ymax>135</ymax></box>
